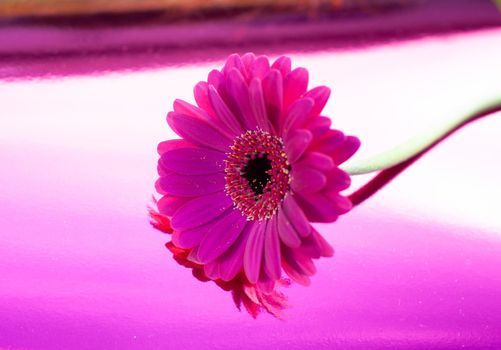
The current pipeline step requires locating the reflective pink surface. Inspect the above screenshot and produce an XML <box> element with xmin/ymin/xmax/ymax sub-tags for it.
<box><xmin>1</xmin><ymin>28</ymin><xmax>501</xmax><ymax>349</ymax></box>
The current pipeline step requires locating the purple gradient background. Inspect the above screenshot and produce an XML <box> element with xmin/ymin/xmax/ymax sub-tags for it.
<box><xmin>1</xmin><ymin>2</ymin><xmax>501</xmax><ymax>349</ymax></box>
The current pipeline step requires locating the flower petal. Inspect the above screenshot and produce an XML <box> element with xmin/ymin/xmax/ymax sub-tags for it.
<box><xmin>309</xmin><ymin>228</ymin><xmax>334</xmax><ymax>258</ymax></box>
<box><xmin>283</xmin><ymin>67</ymin><xmax>308</xmax><ymax>109</ymax></box>
<box><xmin>187</xmin><ymin>246</ymin><xmax>201</xmax><ymax>264</ymax></box>
<box><xmin>174</xmin><ymin>98</ymin><xmax>238</xmax><ymax>139</ymax></box>
<box><xmin>204</xmin><ymin>261</ymin><xmax>221</xmax><ymax>280</ymax></box>
<box><xmin>157</xmin><ymin>162</ymin><xmax>170</xmax><ymax>177</ymax></box>
<box><xmin>197</xmin><ymin>208</ymin><xmax>247</xmax><ymax>264</ymax></box>
<box><xmin>167</xmin><ymin>111</ymin><xmax>232</xmax><ymax>152</ymax></box>
<box><xmin>243</xmin><ymin>284</ymin><xmax>260</xmax><ymax>305</ymax></box>
<box><xmin>173</xmin><ymin>99</ymin><xmax>210</xmax><ymax>121</ymax></box>
<box><xmin>325</xmin><ymin>167</ymin><xmax>351</xmax><ymax>191</ymax></box>
<box><xmin>304</xmin><ymin>86</ymin><xmax>330</xmax><ymax>119</ymax></box>
<box><xmin>299</xmin><ymin>235</ymin><xmax>322</xmax><ymax>259</ymax></box>
<box><xmin>157</xmin><ymin>139</ymin><xmax>195</xmax><ymax>156</ymax></box>
<box><xmin>251</xmin><ymin>55</ymin><xmax>270</xmax><ymax>80</ymax></box>
<box><xmin>282</xmin><ymin>97</ymin><xmax>314</xmax><ymax>137</ymax></box>
<box><xmin>325</xmin><ymin>191</ymin><xmax>352</xmax><ymax>214</ymax></box>
<box><xmin>158</xmin><ymin>172</ymin><xmax>225</xmax><ymax>197</ymax></box>
<box><xmin>313</xmin><ymin>129</ymin><xmax>345</xmax><ymax>154</ymax></box>
<box><xmin>291</xmin><ymin>168</ymin><xmax>327</xmax><ymax>193</ymax></box>
<box><xmin>281</xmin><ymin>248</ymin><xmax>314</xmax><ymax>286</ymax></box>
<box><xmin>271</xmin><ymin>56</ymin><xmax>291</xmax><ymax>77</ymax></box>
<box><xmin>262</xmin><ymin>69</ymin><xmax>283</xmax><ymax>133</ymax></box>
<box><xmin>307</xmin><ymin>116</ymin><xmax>332</xmax><ymax>138</ymax></box>
<box><xmin>172</xmin><ymin>225</ymin><xmax>208</xmax><ymax>249</ymax></box>
<box><xmin>218</xmin><ymin>223</ymin><xmax>252</xmax><ymax>281</ymax></box>
<box><xmin>282</xmin><ymin>194</ymin><xmax>311</xmax><ymax>238</ymax></box>
<box><xmin>160</xmin><ymin>147</ymin><xmax>226</xmax><ymax>175</ymax></box>
<box><xmin>285</xmin><ymin>129</ymin><xmax>312</xmax><ymax>164</ymax></box>
<box><xmin>157</xmin><ymin>195</ymin><xmax>191</xmax><ymax>216</ymax></box>
<box><xmin>281</xmin><ymin>264</ymin><xmax>310</xmax><ymax>286</ymax></box>
<box><xmin>298</xmin><ymin>227</ymin><xmax>335</xmax><ymax>260</ymax></box>
<box><xmin>258</xmin><ymin>272</ymin><xmax>275</xmax><ymax>294</ymax></box>
<box><xmin>294</xmin><ymin>192</ymin><xmax>340</xmax><ymax>223</ymax></box>
<box><xmin>223</xmin><ymin>53</ymin><xmax>245</xmax><ymax>77</ymax></box>
<box><xmin>331</xmin><ymin>135</ymin><xmax>361</xmax><ymax>165</ymax></box>
<box><xmin>208</xmin><ymin>69</ymin><xmax>223</xmax><ymax>91</ymax></box>
<box><xmin>248</xmin><ymin>78</ymin><xmax>272</xmax><ymax>132</ymax></box>
<box><xmin>226</xmin><ymin>68</ymin><xmax>259</xmax><ymax>130</ymax></box>
<box><xmin>155</xmin><ymin>178</ymin><xmax>168</xmax><ymax>195</ymax></box>
<box><xmin>289</xmin><ymin>249</ymin><xmax>316</xmax><ymax>276</ymax></box>
<box><xmin>207</xmin><ymin>85</ymin><xmax>244</xmax><ymax>136</ymax></box>
<box><xmin>171</xmin><ymin>192</ymin><xmax>233</xmax><ymax>231</ymax></box>
<box><xmin>295</xmin><ymin>151</ymin><xmax>334</xmax><ymax>172</ymax></box>
<box><xmin>264</xmin><ymin>215</ymin><xmax>281</xmax><ymax>281</ymax></box>
<box><xmin>277</xmin><ymin>207</ymin><xmax>301</xmax><ymax>248</ymax></box>
<box><xmin>193</xmin><ymin>81</ymin><xmax>215</xmax><ymax>117</ymax></box>
<box><xmin>241</xmin><ymin>52</ymin><xmax>256</xmax><ymax>80</ymax></box>
<box><xmin>244</xmin><ymin>221</ymin><xmax>266</xmax><ymax>284</ymax></box>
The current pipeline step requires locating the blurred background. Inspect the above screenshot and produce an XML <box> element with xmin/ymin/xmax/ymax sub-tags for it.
<box><xmin>1</xmin><ymin>1</ymin><xmax>501</xmax><ymax>349</ymax></box>
<box><xmin>1</xmin><ymin>0</ymin><xmax>501</xmax><ymax>78</ymax></box>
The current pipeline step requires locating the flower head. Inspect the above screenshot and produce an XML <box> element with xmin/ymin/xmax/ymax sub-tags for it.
<box><xmin>152</xmin><ymin>53</ymin><xmax>360</xmax><ymax>317</ymax></box>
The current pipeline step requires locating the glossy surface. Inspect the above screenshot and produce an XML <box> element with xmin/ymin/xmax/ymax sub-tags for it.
<box><xmin>1</xmin><ymin>28</ymin><xmax>501</xmax><ymax>349</ymax></box>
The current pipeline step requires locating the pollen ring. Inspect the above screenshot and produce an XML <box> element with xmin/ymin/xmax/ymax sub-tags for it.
<box><xmin>224</xmin><ymin>130</ymin><xmax>291</xmax><ymax>220</ymax></box>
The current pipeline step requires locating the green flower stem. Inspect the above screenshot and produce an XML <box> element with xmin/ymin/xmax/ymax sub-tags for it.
<box><xmin>341</xmin><ymin>96</ymin><xmax>501</xmax><ymax>176</ymax></box>
<box><xmin>342</xmin><ymin>96</ymin><xmax>501</xmax><ymax>206</ymax></box>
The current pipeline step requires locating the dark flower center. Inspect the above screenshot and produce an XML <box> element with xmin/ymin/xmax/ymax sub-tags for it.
<box><xmin>225</xmin><ymin>130</ymin><xmax>290</xmax><ymax>220</ymax></box>
<box><xmin>242</xmin><ymin>153</ymin><xmax>272</xmax><ymax>196</ymax></box>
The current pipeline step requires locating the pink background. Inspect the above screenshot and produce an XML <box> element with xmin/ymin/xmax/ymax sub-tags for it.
<box><xmin>1</xmin><ymin>23</ymin><xmax>501</xmax><ymax>349</ymax></box>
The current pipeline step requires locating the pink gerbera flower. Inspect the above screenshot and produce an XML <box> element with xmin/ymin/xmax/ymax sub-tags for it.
<box><xmin>152</xmin><ymin>53</ymin><xmax>360</xmax><ymax>317</ymax></box>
